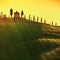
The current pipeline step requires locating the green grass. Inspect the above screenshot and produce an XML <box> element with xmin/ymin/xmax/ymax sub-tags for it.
<box><xmin>0</xmin><ymin>20</ymin><xmax>59</xmax><ymax>60</ymax></box>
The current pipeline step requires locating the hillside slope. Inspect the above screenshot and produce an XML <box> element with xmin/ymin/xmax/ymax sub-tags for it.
<box><xmin>0</xmin><ymin>18</ymin><xmax>60</xmax><ymax>60</ymax></box>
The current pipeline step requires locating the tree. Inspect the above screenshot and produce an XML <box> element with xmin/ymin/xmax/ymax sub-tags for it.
<box><xmin>33</xmin><ymin>15</ymin><xmax>35</xmax><ymax>22</ymax></box>
<box><xmin>55</xmin><ymin>22</ymin><xmax>57</xmax><ymax>26</ymax></box>
<box><xmin>10</xmin><ymin>8</ymin><xmax>13</xmax><ymax>18</ymax></box>
<box><xmin>24</xmin><ymin>15</ymin><xmax>26</xmax><ymax>19</ymax></box>
<box><xmin>29</xmin><ymin>14</ymin><xmax>31</xmax><ymax>20</ymax></box>
<box><xmin>44</xmin><ymin>19</ymin><xmax>46</xmax><ymax>23</ymax></box>
<box><xmin>41</xmin><ymin>17</ymin><xmax>42</xmax><ymax>23</ymax></box>
<box><xmin>52</xmin><ymin>21</ymin><xmax>53</xmax><ymax>26</ymax></box>
<box><xmin>37</xmin><ymin>16</ymin><xmax>39</xmax><ymax>22</ymax></box>
<box><xmin>21</xmin><ymin>10</ymin><xmax>24</xmax><ymax>18</ymax></box>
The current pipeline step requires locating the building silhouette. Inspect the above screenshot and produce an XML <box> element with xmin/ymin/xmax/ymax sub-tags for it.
<box><xmin>14</xmin><ymin>11</ymin><xmax>20</xmax><ymax>21</ymax></box>
<box><xmin>14</xmin><ymin>11</ymin><xmax>20</xmax><ymax>18</ymax></box>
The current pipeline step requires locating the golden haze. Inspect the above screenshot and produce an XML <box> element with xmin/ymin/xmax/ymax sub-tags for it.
<box><xmin>0</xmin><ymin>0</ymin><xmax>60</xmax><ymax>25</ymax></box>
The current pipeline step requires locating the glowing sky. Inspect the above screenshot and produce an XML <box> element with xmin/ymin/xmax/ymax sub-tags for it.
<box><xmin>0</xmin><ymin>0</ymin><xmax>60</xmax><ymax>25</ymax></box>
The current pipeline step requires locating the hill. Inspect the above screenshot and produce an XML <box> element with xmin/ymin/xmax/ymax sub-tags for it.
<box><xmin>0</xmin><ymin>18</ymin><xmax>60</xmax><ymax>60</ymax></box>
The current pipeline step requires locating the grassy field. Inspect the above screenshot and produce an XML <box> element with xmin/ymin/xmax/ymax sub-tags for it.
<box><xmin>0</xmin><ymin>19</ymin><xmax>60</xmax><ymax>60</ymax></box>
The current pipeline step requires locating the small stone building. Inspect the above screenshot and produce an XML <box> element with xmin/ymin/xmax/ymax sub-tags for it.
<box><xmin>14</xmin><ymin>11</ymin><xmax>20</xmax><ymax>18</ymax></box>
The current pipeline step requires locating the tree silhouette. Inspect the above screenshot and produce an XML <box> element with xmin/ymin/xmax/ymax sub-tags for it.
<box><xmin>44</xmin><ymin>20</ymin><xmax>46</xmax><ymax>23</ymax></box>
<box><xmin>24</xmin><ymin>15</ymin><xmax>26</xmax><ymax>19</ymax></box>
<box><xmin>10</xmin><ymin>8</ymin><xmax>13</xmax><ymax>18</ymax></box>
<box><xmin>37</xmin><ymin>16</ymin><xmax>39</xmax><ymax>22</ymax></box>
<box><xmin>55</xmin><ymin>22</ymin><xmax>57</xmax><ymax>26</ymax></box>
<box><xmin>21</xmin><ymin>10</ymin><xmax>24</xmax><ymax>18</ymax></box>
<box><xmin>41</xmin><ymin>17</ymin><xmax>42</xmax><ymax>23</ymax></box>
<box><xmin>29</xmin><ymin>15</ymin><xmax>31</xmax><ymax>20</ymax></box>
<box><xmin>52</xmin><ymin>21</ymin><xmax>53</xmax><ymax>26</ymax></box>
<box><xmin>33</xmin><ymin>15</ymin><xmax>35</xmax><ymax>22</ymax></box>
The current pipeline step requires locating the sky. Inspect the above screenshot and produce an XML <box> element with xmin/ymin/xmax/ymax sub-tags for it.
<box><xmin>0</xmin><ymin>0</ymin><xmax>60</xmax><ymax>25</ymax></box>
